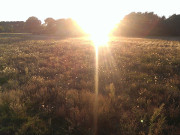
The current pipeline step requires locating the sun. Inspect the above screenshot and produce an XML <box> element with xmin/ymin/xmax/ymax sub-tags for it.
<box><xmin>75</xmin><ymin>16</ymin><xmax>118</xmax><ymax>47</ymax></box>
<box><xmin>71</xmin><ymin>0</ymin><xmax>120</xmax><ymax>47</ymax></box>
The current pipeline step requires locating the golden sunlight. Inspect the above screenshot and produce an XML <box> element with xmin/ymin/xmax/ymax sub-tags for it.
<box><xmin>72</xmin><ymin>0</ymin><xmax>120</xmax><ymax>46</ymax></box>
<box><xmin>75</xmin><ymin>17</ymin><xmax>117</xmax><ymax>46</ymax></box>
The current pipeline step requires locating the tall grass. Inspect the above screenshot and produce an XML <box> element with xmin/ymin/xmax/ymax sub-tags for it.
<box><xmin>0</xmin><ymin>34</ymin><xmax>179</xmax><ymax>134</ymax></box>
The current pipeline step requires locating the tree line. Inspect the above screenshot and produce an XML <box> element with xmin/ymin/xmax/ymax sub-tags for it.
<box><xmin>0</xmin><ymin>17</ymin><xmax>85</xmax><ymax>36</ymax></box>
<box><xmin>113</xmin><ymin>12</ymin><xmax>180</xmax><ymax>36</ymax></box>
<box><xmin>0</xmin><ymin>12</ymin><xmax>180</xmax><ymax>37</ymax></box>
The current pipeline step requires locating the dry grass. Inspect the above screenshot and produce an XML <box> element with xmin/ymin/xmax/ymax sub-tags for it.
<box><xmin>0</xmin><ymin>34</ymin><xmax>179</xmax><ymax>135</ymax></box>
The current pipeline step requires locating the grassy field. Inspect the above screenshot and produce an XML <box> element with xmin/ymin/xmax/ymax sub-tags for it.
<box><xmin>0</xmin><ymin>34</ymin><xmax>180</xmax><ymax>135</ymax></box>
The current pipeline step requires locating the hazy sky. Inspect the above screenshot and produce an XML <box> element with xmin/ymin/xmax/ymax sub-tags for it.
<box><xmin>1</xmin><ymin>0</ymin><xmax>180</xmax><ymax>22</ymax></box>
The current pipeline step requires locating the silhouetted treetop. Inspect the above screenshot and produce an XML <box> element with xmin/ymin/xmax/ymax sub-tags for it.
<box><xmin>113</xmin><ymin>12</ymin><xmax>180</xmax><ymax>36</ymax></box>
<box><xmin>25</xmin><ymin>16</ymin><xmax>42</xmax><ymax>34</ymax></box>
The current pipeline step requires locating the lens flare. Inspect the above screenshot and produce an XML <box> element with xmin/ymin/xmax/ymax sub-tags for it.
<box><xmin>91</xmin><ymin>34</ymin><xmax>110</xmax><ymax>47</ymax></box>
<box><xmin>93</xmin><ymin>46</ymin><xmax>99</xmax><ymax>135</ymax></box>
<box><xmin>74</xmin><ymin>13</ymin><xmax>118</xmax><ymax>47</ymax></box>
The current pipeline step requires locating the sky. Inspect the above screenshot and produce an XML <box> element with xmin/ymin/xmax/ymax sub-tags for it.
<box><xmin>1</xmin><ymin>0</ymin><xmax>180</xmax><ymax>22</ymax></box>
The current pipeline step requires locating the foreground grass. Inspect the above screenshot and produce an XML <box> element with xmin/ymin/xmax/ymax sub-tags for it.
<box><xmin>0</xmin><ymin>34</ymin><xmax>180</xmax><ymax>135</ymax></box>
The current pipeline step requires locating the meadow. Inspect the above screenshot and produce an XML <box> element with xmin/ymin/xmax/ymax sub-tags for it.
<box><xmin>0</xmin><ymin>34</ymin><xmax>180</xmax><ymax>135</ymax></box>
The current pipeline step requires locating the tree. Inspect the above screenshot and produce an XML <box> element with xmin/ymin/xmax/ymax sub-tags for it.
<box><xmin>55</xmin><ymin>18</ymin><xmax>84</xmax><ymax>36</ymax></box>
<box><xmin>25</xmin><ymin>16</ymin><xmax>41</xmax><ymax>34</ymax></box>
<box><xmin>0</xmin><ymin>25</ymin><xmax>4</xmax><ymax>32</ymax></box>
<box><xmin>166</xmin><ymin>14</ymin><xmax>180</xmax><ymax>36</ymax></box>
<box><xmin>44</xmin><ymin>18</ymin><xmax>56</xmax><ymax>34</ymax></box>
<box><xmin>113</xmin><ymin>12</ymin><xmax>163</xmax><ymax>36</ymax></box>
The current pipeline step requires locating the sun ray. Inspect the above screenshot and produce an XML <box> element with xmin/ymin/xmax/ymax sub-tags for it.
<box><xmin>93</xmin><ymin>46</ymin><xmax>99</xmax><ymax>135</ymax></box>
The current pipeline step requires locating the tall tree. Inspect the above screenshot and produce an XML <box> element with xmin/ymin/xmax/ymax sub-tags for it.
<box><xmin>25</xmin><ymin>16</ymin><xmax>41</xmax><ymax>34</ymax></box>
<box><xmin>44</xmin><ymin>17</ymin><xmax>56</xmax><ymax>34</ymax></box>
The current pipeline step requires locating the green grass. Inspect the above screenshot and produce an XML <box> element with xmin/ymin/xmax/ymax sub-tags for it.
<box><xmin>0</xmin><ymin>34</ymin><xmax>180</xmax><ymax>135</ymax></box>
